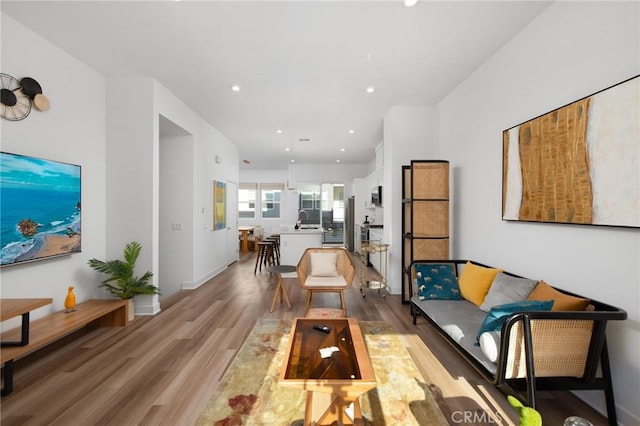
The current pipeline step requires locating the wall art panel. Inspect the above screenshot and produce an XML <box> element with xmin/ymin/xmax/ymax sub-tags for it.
<box><xmin>502</xmin><ymin>75</ymin><xmax>639</xmax><ymax>227</ymax></box>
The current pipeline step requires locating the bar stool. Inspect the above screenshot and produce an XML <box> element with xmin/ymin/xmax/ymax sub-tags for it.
<box><xmin>265</xmin><ymin>235</ymin><xmax>280</xmax><ymax>264</ymax></box>
<box><xmin>254</xmin><ymin>241</ymin><xmax>276</xmax><ymax>274</ymax></box>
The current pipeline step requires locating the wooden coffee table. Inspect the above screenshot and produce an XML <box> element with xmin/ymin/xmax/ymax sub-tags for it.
<box><xmin>279</xmin><ymin>318</ymin><xmax>376</xmax><ymax>425</ymax></box>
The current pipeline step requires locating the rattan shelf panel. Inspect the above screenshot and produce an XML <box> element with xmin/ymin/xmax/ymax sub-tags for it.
<box><xmin>403</xmin><ymin>166</ymin><xmax>412</xmax><ymax>199</ymax></box>
<box><xmin>411</xmin><ymin>161</ymin><xmax>449</xmax><ymax>199</ymax></box>
<box><xmin>412</xmin><ymin>201</ymin><xmax>449</xmax><ymax>236</ymax></box>
<box><xmin>401</xmin><ymin>160</ymin><xmax>450</xmax><ymax>303</ymax></box>
<box><xmin>412</xmin><ymin>238</ymin><xmax>449</xmax><ymax>259</ymax></box>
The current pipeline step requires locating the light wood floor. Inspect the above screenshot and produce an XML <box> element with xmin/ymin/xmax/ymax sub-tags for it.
<box><xmin>1</xmin><ymin>251</ymin><xmax>608</xmax><ymax>425</ymax></box>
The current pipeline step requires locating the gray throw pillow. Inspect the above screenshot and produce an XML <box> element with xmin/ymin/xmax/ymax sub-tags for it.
<box><xmin>479</xmin><ymin>272</ymin><xmax>538</xmax><ymax>312</ymax></box>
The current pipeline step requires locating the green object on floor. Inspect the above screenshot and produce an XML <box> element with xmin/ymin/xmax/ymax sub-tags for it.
<box><xmin>508</xmin><ymin>395</ymin><xmax>542</xmax><ymax>426</ymax></box>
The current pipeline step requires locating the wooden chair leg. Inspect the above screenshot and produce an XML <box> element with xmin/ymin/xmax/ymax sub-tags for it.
<box><xmin>305</xmin><ymin>291</ymin><xmax>313</xmax><ymax>314</ymax></box>
<box><xmin>339</xmin><ymin>290</ymin><xmax>347</xmax><ymax>316</ymax></box>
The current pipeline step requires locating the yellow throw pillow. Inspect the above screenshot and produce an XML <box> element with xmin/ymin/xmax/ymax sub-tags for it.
<box><xmin>458</xmin><ymin>262</ymin><xmax>502</xmax><ymax>306</ymax></box>
<box><xmin>527</xmin><ymin>280</ymin><xmax>590</xmax><ymax>311</ymax></box>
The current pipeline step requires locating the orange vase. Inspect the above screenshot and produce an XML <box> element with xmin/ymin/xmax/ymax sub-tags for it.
<box><xmin>64</xmin><ymin>285</ymin><xmax>76</xmax><ymax>313</ymax></box>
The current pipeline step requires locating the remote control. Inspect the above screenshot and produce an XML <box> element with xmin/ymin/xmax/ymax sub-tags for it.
<box><xmin>313</xmin><ymin>324</ymin><xmax>331</xmax><ymax>333</ymax></box>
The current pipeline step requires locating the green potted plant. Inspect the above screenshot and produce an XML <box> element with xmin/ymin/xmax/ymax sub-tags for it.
<box><xmin>88</xmin><ymin>241</ymin><xmax>159</xmax><ymax>321</ymax></box>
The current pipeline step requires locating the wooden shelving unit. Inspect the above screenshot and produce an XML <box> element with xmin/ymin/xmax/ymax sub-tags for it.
<box><xmin>401</xmin><ymin>160</ymin><xmax>450</xmax><ymax>303</ymax></box>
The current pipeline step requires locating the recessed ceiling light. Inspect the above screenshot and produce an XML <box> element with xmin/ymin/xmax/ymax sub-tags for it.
<box><xmin>348</xmin><ymin>129</ymin><xmax>355</xmax><ymax>134</ymax></box>
<box><xmin>290</xmin><ymin>159</ymin><xmax>295</xmax><ymax>163</ymax></box>
<box><xmin>366</xmin><ymin>86</ymin><xmax>375</xmax><ymax>93</ymax></box>
<box><xmin>341</xmin><ymin>148</ymin><xmax>346</xmax><ymax>152</ymax></box>
<box><xmin>336</xmin><ymin>160</ymin><xmax>341</xmax><ymax>163</ymax></box>
<box><xmin>285</xmin><ymin>147</ymin><xmax>290</xmax><ymax>152</ymax></box>
<box><xmin>230</xmin><ymin>84</ymin><xmax>241</xmax><ymax>92</ymax></box>
<box><xmin>404</xmin><ymin>0</ymin><xmax>418</xmax><ymax>7</ymax></box>
<box><xmin>276</xmin><ymin>129</ymin><xmax>283</xmax><ymax>134</ymax></box>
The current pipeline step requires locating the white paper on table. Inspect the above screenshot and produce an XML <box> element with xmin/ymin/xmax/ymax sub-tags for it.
<box><xmin>319</xmin><ymin>346</ymin><xmax>339</xmax><ymax>358</ymax></box>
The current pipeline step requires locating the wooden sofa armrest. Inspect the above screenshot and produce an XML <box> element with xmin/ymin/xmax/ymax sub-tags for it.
<box><xmin>493</xmin><ymin>308</ymin><xmax>626</xmax><ymax>425</ymax></box>
<box><xmin>497</xmin><ymin>308</ymin><xmax>627</xmax><ymax>383</ymax></box>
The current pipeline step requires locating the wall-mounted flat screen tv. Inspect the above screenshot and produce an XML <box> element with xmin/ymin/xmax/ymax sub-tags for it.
<box><xmin>1</xmin><ymin>151</ymin><xmax>81</xmax><ymax>267</ymax></box>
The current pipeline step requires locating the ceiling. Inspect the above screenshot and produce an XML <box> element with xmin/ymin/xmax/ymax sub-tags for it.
<box><xmin>2</xmin><ymin>1</ymin><xmax>551</xmax><ymax>170</ymax></box>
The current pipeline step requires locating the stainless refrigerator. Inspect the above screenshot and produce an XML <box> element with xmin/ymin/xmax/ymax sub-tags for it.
<box><xmin>345</xmin><ymin>196</ymin><xmax>355</xmax><ymax>251</ymax></box>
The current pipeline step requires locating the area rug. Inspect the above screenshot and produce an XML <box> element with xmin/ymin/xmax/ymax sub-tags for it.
<box><xmin>196</xmin><ymin>319</ymin><xmax>448</xmax><ymax>425</ymax></box>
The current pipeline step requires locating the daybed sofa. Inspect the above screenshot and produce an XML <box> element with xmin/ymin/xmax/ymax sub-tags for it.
<box><xmin>409</xmin><ymin>259</ymin><xmax>627</xmax><ymax>425</ymax></box>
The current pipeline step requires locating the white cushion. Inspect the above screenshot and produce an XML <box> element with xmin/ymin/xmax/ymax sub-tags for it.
<box><xmin>441</xmin><ymin>324</ymin><xmax>465</xmax><ymax>343</ymax></box>
<box><xmin>479</xmin><ymin>331</ymin><xmax>501</xmax><ymax>363</ymax></box>
<box><xmin>310</xmin><ymin>252</ymin><xmax>339</xmax><ymax>277</ymax></box>
<box><xmin>305</xmin><ymin>275</ymin><xmax>347</xmax><ymax>288</ymax></box>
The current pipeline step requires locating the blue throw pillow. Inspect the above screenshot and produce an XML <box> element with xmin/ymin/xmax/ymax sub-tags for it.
<box><xmin>475</xmin><ymin>300</ymin><xmax>554</xmax><ymax>344</ymax></box>
<box><xmin>414</xmin><ymin>263</ymin><xmax>461</xmax><ymax>300</ymax></box>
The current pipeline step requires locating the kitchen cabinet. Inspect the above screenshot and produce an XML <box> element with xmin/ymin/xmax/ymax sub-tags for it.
<box><xmin>279</xmin><ymin>228</ymin><xmax>323</xmax><ymax>268</ymax></box>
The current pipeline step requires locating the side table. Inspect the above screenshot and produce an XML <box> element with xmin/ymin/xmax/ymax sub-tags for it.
<box><xmin>267</xmin><ymin>264</ymin><xmax>296</xmax><ymax>312</ymax></box>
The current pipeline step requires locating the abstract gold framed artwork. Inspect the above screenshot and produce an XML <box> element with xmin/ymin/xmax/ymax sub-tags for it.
<box><xmin>502</xmin><ymin>75</ymin><xmax>639</xmax><ymax>228</ymax></box>
<box><xmin>213</xmin><ymin>180</ymin><xmax>226</xmax><ymax>230</ymax></box>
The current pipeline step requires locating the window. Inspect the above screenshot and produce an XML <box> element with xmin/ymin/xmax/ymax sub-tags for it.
<box><xmin>298</xmin><ymin>183</ymin><xmax>345</xmax><ymax>244</ymax></box>
<box><xmin>260</xmin><ymin>183</ymin><xmax>283</xmax><ymax>219</ymax></box>
<box><xmin>238</xmin><ymin>183</ymin><xmax>257</xmax><ymax>219</ymax></box>
<box><xmin>299</xmin><ymin>186</ymin><xmax>321</xmax><ymax>212</ymax></box>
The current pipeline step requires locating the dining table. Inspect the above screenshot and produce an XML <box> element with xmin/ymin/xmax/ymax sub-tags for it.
<box><xmin>238</xmin><ymin>225</ymin><xmax>261</xmax><ymax>253</ymax></box>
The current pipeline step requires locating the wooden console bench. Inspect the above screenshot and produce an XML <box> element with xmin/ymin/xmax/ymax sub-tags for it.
<box><xmin>1</xmin><ymin>299</ymin><xmax>128</xmax><ymax>396</ymax></box>
<box><xmin>1</xmin><ymin>298</ymin><xmax>53</xmax><ymax>347</ymax></box>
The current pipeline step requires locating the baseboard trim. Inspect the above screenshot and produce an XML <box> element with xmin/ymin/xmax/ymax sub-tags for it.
<box><xmin>181</xmin><ymin>265</ymin><xmax>227</xmax><ymax>290</ymax></box>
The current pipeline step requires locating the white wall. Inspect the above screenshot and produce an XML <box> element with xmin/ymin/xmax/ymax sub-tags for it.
<box><xmin>159</xmin><ymin>127</ymin><xmax>194</xmax><ymax>299</ymax></box>
<box><xmin>153</xmin><ymin>81</ymin><xmax>239</xmax><ymax>290</ymax></box>
<box><xmin>383</xmin><ymin>106</ymin><xmax>438</xmax><ymax>295</ymax></box>
<box><xmin>105</xmin><ymin>77</ymin><xmax>158</xmax><ymax>313</ymax></box>
<box><xmin>1</xmin><ymin>12</ymin><xmax>239</xmax><ymax>321</ymax></box>
<box><xmin>105</xmin><ymin>78</ymin><xmax>239</xmax><ymax>313</ymax></box>
<box><xmin>438</xmin><ymin>2</ymin><xmax>639</xmax><ymax>423</ymax></box>
<box><xmin>1</xmin><ymin>14</ymin><xmax>108</xmax><ymax>323</ymax></box>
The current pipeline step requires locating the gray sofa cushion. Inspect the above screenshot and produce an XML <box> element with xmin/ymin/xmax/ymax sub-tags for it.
<box><xmin>411</xmin><ymin>296</ymin><xmax>497</xmax><ymax>374</ymax></box>
<box><xmin>479</xmin><ymin>272</ymin><xmax>538</xmax><ymax>312</ymax></box>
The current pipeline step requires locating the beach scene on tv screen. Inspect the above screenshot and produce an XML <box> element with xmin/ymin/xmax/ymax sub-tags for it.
<box><xmin>0</xmin><ymin>152</ymin><xmax>81</xmax><ymax>266</ymax></box>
